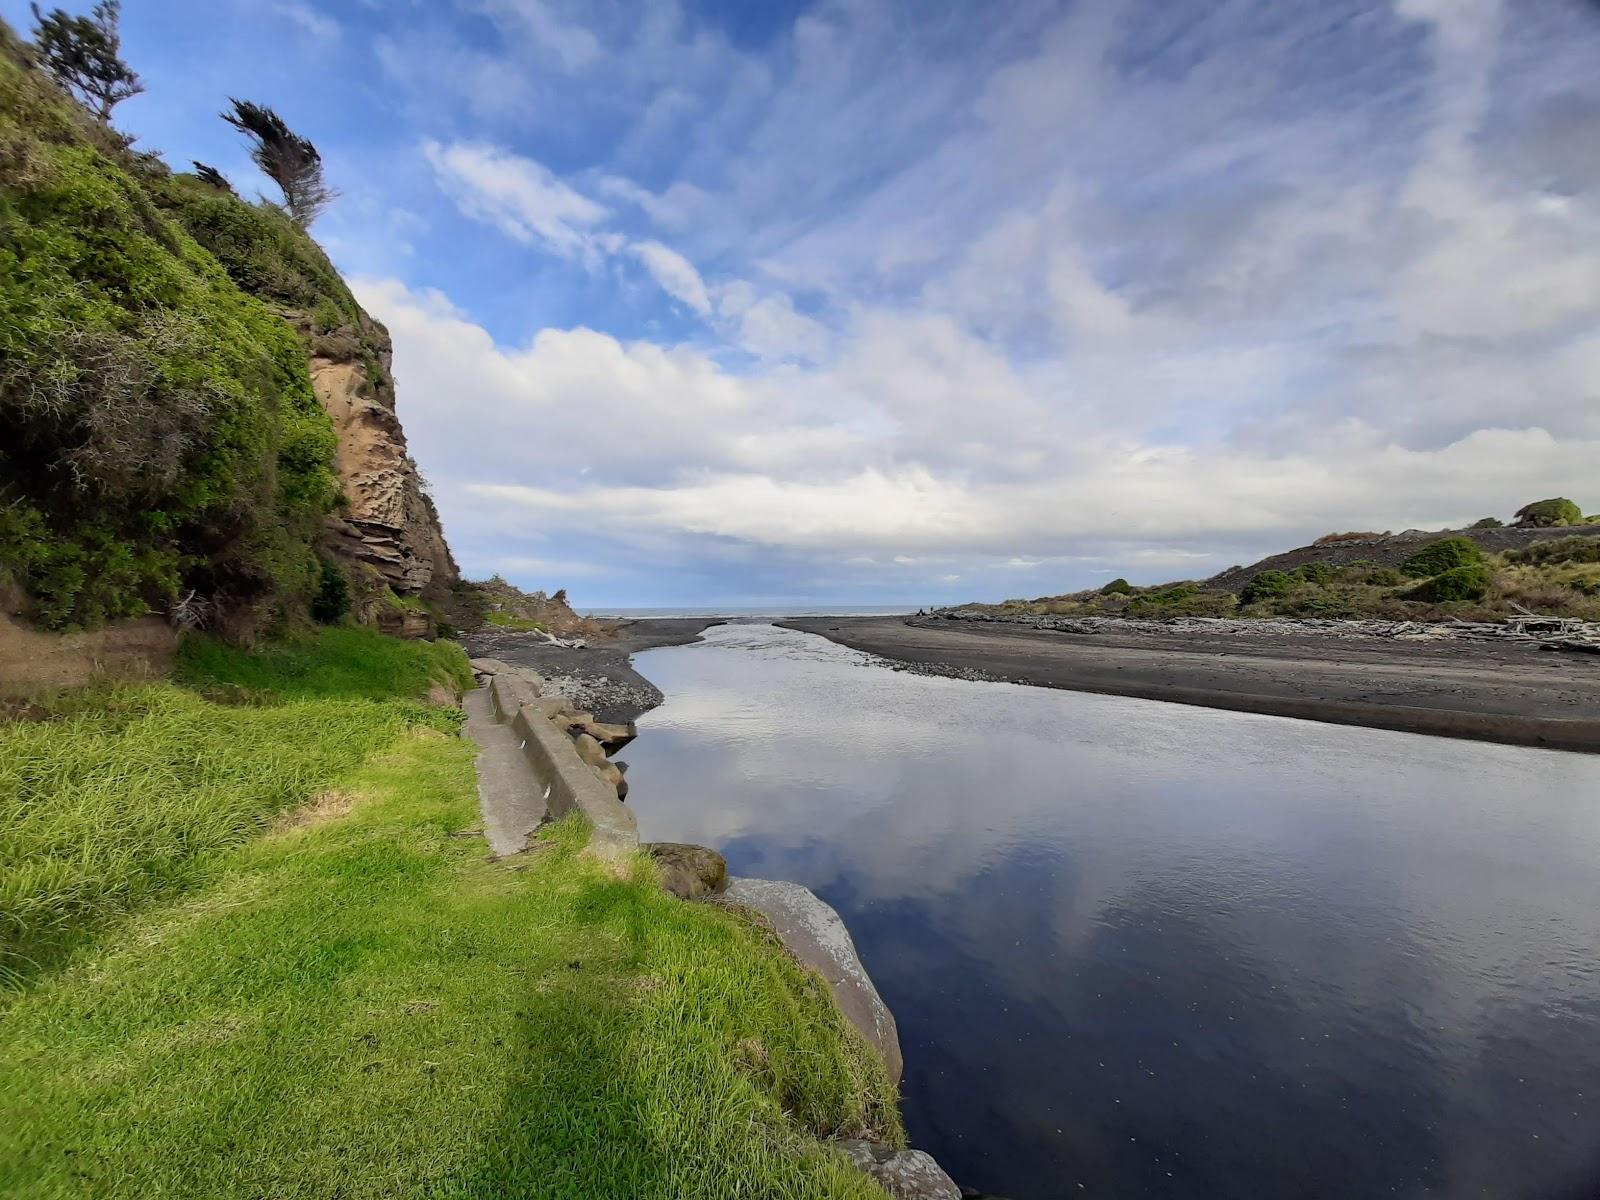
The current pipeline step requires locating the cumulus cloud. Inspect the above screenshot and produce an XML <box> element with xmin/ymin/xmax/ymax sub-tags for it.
<box><xmin>360</xmin><ymin>274</ymin><xmax>1597</xmax><ymax>591</ymax></box>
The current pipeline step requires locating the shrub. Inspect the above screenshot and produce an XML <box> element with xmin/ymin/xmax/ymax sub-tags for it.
<box><xmin>309</xmin><ymin>559</ymin><xmax>349</xmax><ymax>624</ymax></box>
<box><xmin>1241</xmin><ymin>570</ymin><xmax>1297</xmax><ymax>604</ymax></box>
<box><xmin>155</xmin><ymin>174</ymin><xmax>359</xmax><ymax>319</ymax></box>
<box><xmin>1125</xmin><ymin>583</ymin><xmax>1222</xmax><ymax>618</ymax></box>
<box><xmin>1470</xmin><ymin>517</ymin><xmax>1504</xmax><ymax>529</ymax></box>
<box><xmin>1293</xmin><ymin>561</ymin><xmax>1333</xmax><ymax>585</ymax></box>
<box><xmin>1313</xmin><ymin>531</ymin><xmax>1384</xmax><ymax>545</ymax></box>
<box><xmin>1401</xmin><ymin>537</ymin><xmax>1482</xmax><ymax>577</ymax></box>
<box><xmin>1405</xmin><ymin>564</ymin><xmax>1492</xmax><ymax>603</ymax></box>
<box><xmin>1513</xmin><ymin>498</ymin><xmax>1583</xmax><ymax>527</ymax></box>
<box><xmin>1099</xmin><ymin>577</ymin><xmax>1133</xmax><ymax>595</ymax></box>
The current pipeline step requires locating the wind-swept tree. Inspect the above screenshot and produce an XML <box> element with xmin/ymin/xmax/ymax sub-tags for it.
<box><xmin>29</xmin><ymin>0</ymin><xmax>143</xmax><ymax>121</ymax></box>
<box><xmin>220</xmin><ymin>98</ymin><xmax>337</xmax><ymax>228</ymax></box>
<box><xmin>191</xmin><ymin>161</ymin><xmax>234</xmax><ymax>193</ymax></box>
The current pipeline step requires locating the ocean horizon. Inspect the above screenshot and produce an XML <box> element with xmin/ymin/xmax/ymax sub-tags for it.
<box><xmin>585</xmin><ymin>604</ymin><xmax>918</xmax><ymax>620</ymax></box>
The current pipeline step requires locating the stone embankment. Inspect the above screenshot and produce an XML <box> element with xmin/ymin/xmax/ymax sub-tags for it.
<box><xmin>462</xmin><ymin>656</ymin><xmax>967</xmax><ymax>1199</ymax></box>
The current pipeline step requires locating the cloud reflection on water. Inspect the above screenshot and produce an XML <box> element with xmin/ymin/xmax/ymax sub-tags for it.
<box><xmin>624</xmin><ymin>624</ymin><xmax>1600</xmax><ymax>1199</ymax></box>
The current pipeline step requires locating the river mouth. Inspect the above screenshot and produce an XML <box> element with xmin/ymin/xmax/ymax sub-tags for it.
<box><xmin>625</xmin><ymin>623</ymin><xmax>1600</xmax><ymax>1200</ymax></box>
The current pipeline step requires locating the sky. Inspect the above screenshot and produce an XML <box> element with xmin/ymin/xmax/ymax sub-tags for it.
<box><xmin>9</xmin><ymin>0</ymin><xmax>1600</xmax><ymax>608</ymax></box>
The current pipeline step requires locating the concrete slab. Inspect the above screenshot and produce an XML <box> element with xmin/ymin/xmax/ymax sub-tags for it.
<box><xmin>462</xmin><ymin>687</ymin><xmax>549</xmax><ymax>857</ymax></box>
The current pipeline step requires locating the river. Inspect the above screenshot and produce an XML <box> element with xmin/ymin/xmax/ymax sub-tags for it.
<box><xmin>624</xmin><ymin>622</ymin><xmax>1600</xmax><ymax>1200</ymax></box>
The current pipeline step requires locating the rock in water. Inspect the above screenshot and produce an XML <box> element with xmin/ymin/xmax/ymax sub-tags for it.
<box><xmin>835</xmin><ymin>1141</ymin><xmax>961</xmax><ymax>1200</ymax></box>
<box><xmin>721</xmin><ymin>877</ymin><xmax>903</xmax><ymax>1084</ymax></box>
<box><xmin>646</xmin><ymin>843</ymin><xmax>728</xmax><ymax>899</ymax></box>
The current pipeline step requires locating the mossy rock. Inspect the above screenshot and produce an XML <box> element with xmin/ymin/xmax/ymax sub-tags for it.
<box><xmin>1099</xmin><ymin>578</ymin><xmax>1133</xmax><ymax>595</ymax></box>
<box><xmin>1401</xmin><ymin>537</ymin><xmax>1481</xmax><ymax>578</ymax></box>
<box><xmin>1405</xmin><ymin>564</ymin><xmax>1492</xmax><ymax>603</ymax></box>
<box><xmin>1513</xmin><ymin>498</ymin><xmax>1583</xmax><ymax>528</ymax></box>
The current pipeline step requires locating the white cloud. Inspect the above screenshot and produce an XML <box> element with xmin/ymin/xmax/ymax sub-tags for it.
<box><xmin>629</xmin><ymin>241</ymin><xmax>711</xmax><ymax>315</ymax></box>
<box><xmin>422</xmin><ymin>141</ymin><xmax>608</xmax><ymax>260</ymax></box>
<box><xmin>360</xmin><ymin>275</ymin><xmax>1597</xmax><ymax>585</ymax></box>
<box><xmin>270</xmin><ymin>0</ymin><xmax>339</xmax><ymax>42</ymax></box>
<box><xmin>350</xmin><ymin>0</ymin><xmax>1599</xmax><ymax>597</ymax></box>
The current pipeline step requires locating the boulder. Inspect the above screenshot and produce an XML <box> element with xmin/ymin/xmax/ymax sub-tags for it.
<box><xmin>721</xmin><ymin>877</ymin><xmax>902</xmax><ymax>1083</ymax></box>
<box><xmin>835</xmin><ymin>1141</ymin><xmax>961</xmax><ymax>1200</ymax></box>
<box><xmin>570</xmin><ymin>732</ymin><xmax>608</xmax><ymax>768</ymax></box>
<box><xmin>647</xmin><ymin>843</ymin><xmax>727</xmax><ymax>899</ymax></box>
<box><xmin>591</xmin><ymin>759</ymin><xmax>628</xmax><ymax>800</ymax></box>
<box><xmin>565</xmin><ymin>716</ymin><xmax>637</xmax><ymax>750</ymax></box>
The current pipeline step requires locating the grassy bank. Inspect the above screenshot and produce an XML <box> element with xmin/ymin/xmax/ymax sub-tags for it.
<box><xmin>0</xmin><ymin>629</ymin><xmax>899</xmax><ymax>1198</ymax></box>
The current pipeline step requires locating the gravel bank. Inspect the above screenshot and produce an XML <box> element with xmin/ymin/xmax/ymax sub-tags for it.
<box><xmin>781</xmin><ymin>614</ymin><xmax>1600</xmax><ymax>753</ymax></box>
<box><xmin>462</xmin><ymin>618</ymin><xmax>722</xmax><ymax>724</ymax></box>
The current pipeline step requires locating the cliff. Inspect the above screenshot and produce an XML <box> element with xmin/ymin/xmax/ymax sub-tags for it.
<box><xmin>306</xmin><ymin>315</ymin><xmax>458</xmax><ymax>606</ymax></box>
<box><xmin>0</xmin><ymin>18</ymin><xmax>455</xmax><ymax>643</ymax></box>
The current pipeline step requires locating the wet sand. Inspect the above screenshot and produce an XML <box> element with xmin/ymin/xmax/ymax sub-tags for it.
<box><xmin>780</xmin><ymin>616</ymin><xmax>1600</xmax><ymax>753</ymax></box>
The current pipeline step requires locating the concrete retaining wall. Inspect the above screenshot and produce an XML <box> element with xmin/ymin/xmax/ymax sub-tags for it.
<box><xmin>507</xmin><ymin>701</ymin><xmax>637</xmax><ymax>848</ymax></box>
<box><xmin>480</xmin><ymin>668</ymin><xmax>637</xmax><ymax>851</ymax></box>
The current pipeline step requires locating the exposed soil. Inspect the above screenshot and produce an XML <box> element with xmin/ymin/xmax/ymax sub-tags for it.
<box><xmin>463</xmin><ymin>618</ymin><xmax>723</xmax><ymax>724</ymax></box>
<box><xmin>780</xmin><ymin>615</ymin><xmax>1600</xmax><ymax>753</ymax></box>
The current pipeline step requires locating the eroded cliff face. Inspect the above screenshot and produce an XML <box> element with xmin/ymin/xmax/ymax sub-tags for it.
<box><xmin>310</xmin><ymin>313</ymin><xmax>458</xmax><ymax>605</ymax></box>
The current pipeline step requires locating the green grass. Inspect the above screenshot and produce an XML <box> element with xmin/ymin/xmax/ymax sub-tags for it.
<box><xmin>174</xmin><ymin>625</ymin><xmax>473</xmax><ymax>703</ymax></box>
<box><xmin>1</xmin><ymin>630</ymin><xmax>469</xmax><ymax>986</ymax></box>
<box><xmin>0</xmin><ymin>628</ymin><xmax>899</xmax><ymax>1197</ymax></box>
<box><xmin>484</xmin><ymin>611</ymin><xmax>549</xmax><ymax>633</ymax></box>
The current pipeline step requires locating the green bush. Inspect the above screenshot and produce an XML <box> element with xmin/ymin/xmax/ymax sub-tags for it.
<box><xmin>0</xmin><ymin>45</ymin><xmax>339</xmax><ymax>629</ymax></box>
<box><xmin>1470</xmin><ymin>517</ymin><xmax>1504</xmax><ymax>529</ymax></box>
<box><xmin>154</xmin><ymin>174</ymin><xmax>359</xmax><ymax>321</ymax></box>
<box><xmin>1513</xmin><ymin>498</ymin><xmax>1583</xmax><ymax>527</ymax></box>
<box><xmin>1400</xmin><ymin>537</ymin><xmax>1482</xmax><ymax>577</ymax></box>
<box><xmin>1293</xmin><ymin>561</ymin><xmax>1333</xmax><ymax>585</ymax></box>
<box><xmin>1099</xmin><ymin>577</ymin><xmax>1133</xmax><ymax>595</ymax></box>
<box><xmin>1241</xmin><ymin>570</ymin><xmax>1297</xmax><ymax>604</ymax></box>
<box><xmin>309</xmin><ymin>559</ymin><xmax>350</xmax><ymax>624</ymax></box>
<box><xmin>1123</xmin><ymin>583</ymin><xmax>1234</xmax><ymax>618</ymax></box>
<box><xmin>1405</xmin><ymin>564</ymin><xmax>1492</xmax><ymax>603</ymax></box>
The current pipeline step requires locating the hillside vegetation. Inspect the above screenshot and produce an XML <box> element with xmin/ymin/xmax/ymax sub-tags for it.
<box><xmin>0</xmin><ymin>18</ymin><xmax>417</xmax><ymax>636</ymax></box>
<box><xmin>973</xmin><ymin>500</ymin><xmax>1600</xmax><ymax>624</ymax></box>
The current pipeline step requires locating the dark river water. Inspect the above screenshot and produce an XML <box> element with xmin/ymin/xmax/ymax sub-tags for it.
<box><xmin>624</xmin><ymin>623</ymin><xmax>1600</xmax><ymax>1200</ymax></box>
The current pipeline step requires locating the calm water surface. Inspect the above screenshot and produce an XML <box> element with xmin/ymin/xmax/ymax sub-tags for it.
<box><xmin>625</xmin><ymin>624</ymin><xmax>1600</xmax><ymax>1200</ymax></box>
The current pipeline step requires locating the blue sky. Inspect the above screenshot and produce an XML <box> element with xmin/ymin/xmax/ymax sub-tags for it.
<box><xmin>9</xmin><ymin>0</ymin><xmax>1599</xmax><ymax>608</ymax></box>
